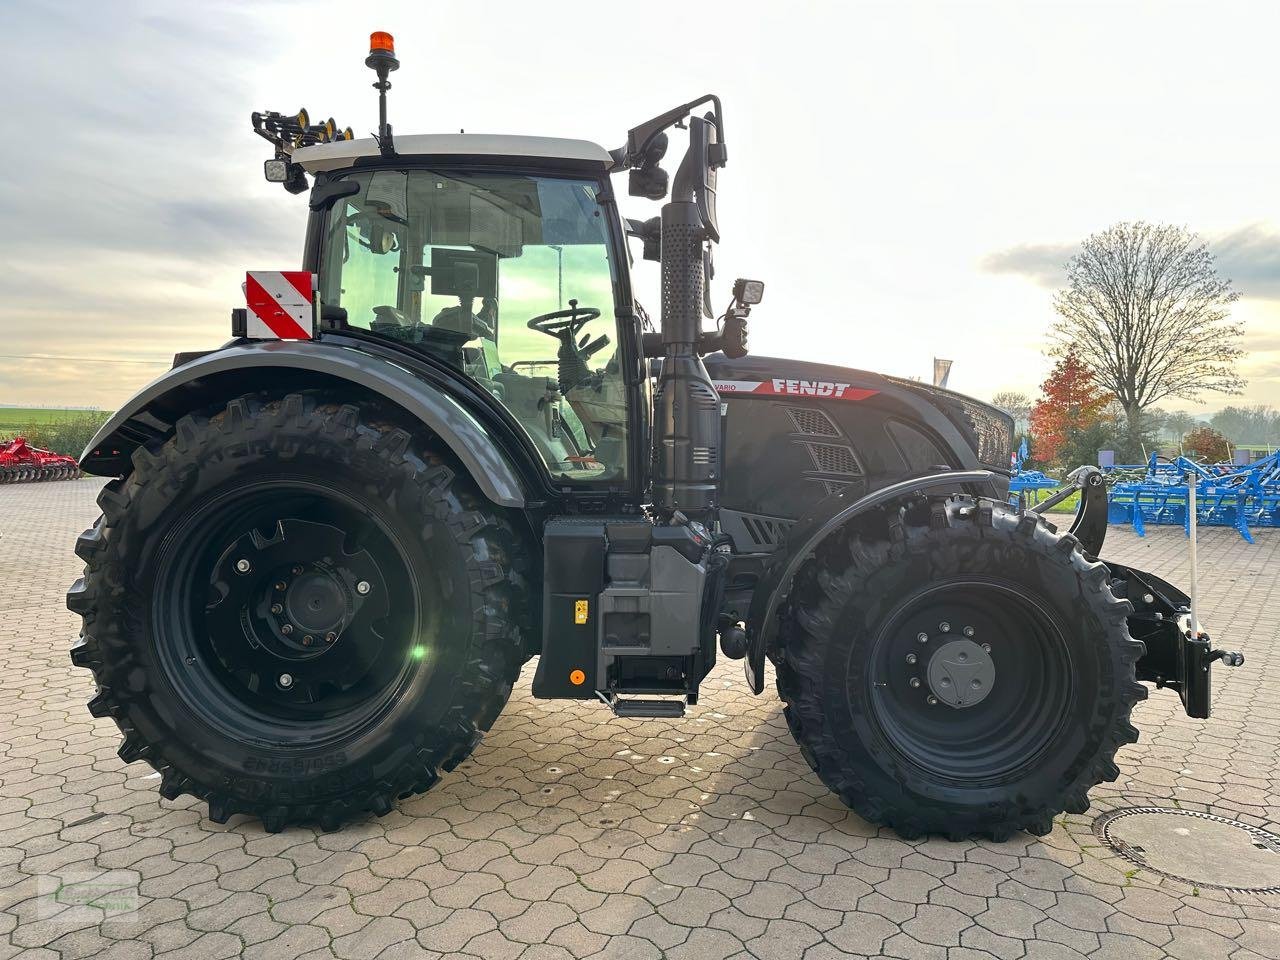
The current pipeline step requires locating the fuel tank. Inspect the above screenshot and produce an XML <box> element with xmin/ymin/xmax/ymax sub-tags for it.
<box><xmin>703</xmin><ymin>353</ymin><xmax>1013</xmax><ymax>553</ymax></box>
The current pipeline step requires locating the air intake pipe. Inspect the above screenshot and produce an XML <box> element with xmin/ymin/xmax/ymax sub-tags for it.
<box><xmin>653</xmin><ymin>115</ymin><xmax>722</xmax><ymax>521</ymax></box>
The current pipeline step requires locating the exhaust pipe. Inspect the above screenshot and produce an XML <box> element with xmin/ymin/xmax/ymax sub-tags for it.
<box><xmin>653</xmin><ymin>115</ymin><xmax>721</xmax><ymax>521</ymax></box>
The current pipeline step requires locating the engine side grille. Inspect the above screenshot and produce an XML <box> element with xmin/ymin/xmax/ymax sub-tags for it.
<box><xmin>804</xmin><ymin>441</ymin><xmax>862</xmax><ymax>475</ymax></box>
<box><xmin>787</xmin><ymin>406</ymin><xmax>840</xmax><ymax>437</ymax></box>
<box><xmin>963</xmin><ymin>397</ymin><xmax>1014</xmax><ymax>469</ymax></box>
<box><xmin>721</xmin><ymin>510</ymin><xmax>795</xmax><ymax>551</ymax></box>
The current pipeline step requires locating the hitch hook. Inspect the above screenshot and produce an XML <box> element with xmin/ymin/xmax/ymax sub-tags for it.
<box><xmin>1209</xmin><ymin>649</ymin><xmax>1245</xmax><ymax>667</ymax></box>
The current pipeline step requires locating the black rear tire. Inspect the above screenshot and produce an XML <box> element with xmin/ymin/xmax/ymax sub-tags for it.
<box><xmin>68</xmin><ymin>393</ymin><xmax>531</xmax><ymax>832</ymax></box>
<box><xmin>776</xmin><ymin>497</ymin><xmax>1146</xmax><ymax>841</ymax></box>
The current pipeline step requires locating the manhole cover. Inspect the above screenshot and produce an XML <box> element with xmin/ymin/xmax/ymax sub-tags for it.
<box><xmin>1094</xmin><ymin>807</ymin><xmax>1280</xmax><ymax>893</ymax></box>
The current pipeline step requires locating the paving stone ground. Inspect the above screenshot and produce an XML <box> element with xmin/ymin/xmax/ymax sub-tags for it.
<box><xmin>2</xmin><ymin>478</ymin><xmax>1279</xmax><ymax>959</ymax></box>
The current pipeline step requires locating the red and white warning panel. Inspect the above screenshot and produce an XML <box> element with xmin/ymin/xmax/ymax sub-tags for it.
<box><xmin>244</xmin><ymin>271</ymin><xmax>315</xmax><ymax>339</ymax></box>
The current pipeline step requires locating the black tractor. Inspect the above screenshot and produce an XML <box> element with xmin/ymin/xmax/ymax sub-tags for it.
<box><xmin>68</xmin><ymin>34</ymin><xmax>1241</xmax><ymax>839</ymax></box>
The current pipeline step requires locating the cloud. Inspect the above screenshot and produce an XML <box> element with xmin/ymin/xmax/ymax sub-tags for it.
<box><xmin>979</xmin><ymin>243</ymin><xmax>1075</xmax><ymax>288</ymax></box>
<box><xmin>1242</xmin><ymin>330</ymin><xmax>1280</xmax><ymax>353</ymax></box>
<box><xmin>981</xmin><ymin>224</ymin><xmax>1280</xmax><ymax>300</ymax></box>
<box><xmin>0</xmin><ymin>3</ymin><xmax>285</xmax><ymax>263</ymax></box>
<box><xmin>1214</xmin><ymin>224</ymin><xmax>1280</xmax><ymax>300</ymax></box>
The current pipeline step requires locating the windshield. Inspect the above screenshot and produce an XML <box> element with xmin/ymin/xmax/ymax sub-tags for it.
<box><xmin>319</xmin><ymin>170</ymin><xmax>628</xmax><ymax>483</ymax></box>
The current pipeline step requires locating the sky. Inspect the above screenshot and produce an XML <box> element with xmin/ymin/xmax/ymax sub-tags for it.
<box><xmin>2</xmin><ymin>0</ymin><xmax>1278</xmax><ymax>415</ymax></box>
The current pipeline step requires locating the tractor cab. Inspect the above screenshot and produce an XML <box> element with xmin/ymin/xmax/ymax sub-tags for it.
<box><xmin>293</xmin><ymin>139</ymin><xmax>634</xmax><ymax>484</ymax></box>
<box><xmin>246</xmin><ymin>32</ymin><xmax>757</xmax><ymax>504</ymax></box>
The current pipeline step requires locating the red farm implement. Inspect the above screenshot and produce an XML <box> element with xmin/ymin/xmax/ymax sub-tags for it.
<box><xmin>0</xmin><ymin>437</ymin><xmax>82</xmax><ymax>483</ymax></box>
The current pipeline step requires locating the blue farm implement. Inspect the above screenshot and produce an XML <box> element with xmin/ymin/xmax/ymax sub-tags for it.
<box><xmin>1106</xmin><ymin>452</ymin><xmax>1280</xmax><ymax>542</ymax></box>
<box><xmin>1007</xmin><ymin>438</ymin><xmax>1060</xmax><ymax>508</ymax></box>
<box><xmin>1008</xmin><ymin>468</ymin><xmax>1059</xmax><ymax>508</ymax></box>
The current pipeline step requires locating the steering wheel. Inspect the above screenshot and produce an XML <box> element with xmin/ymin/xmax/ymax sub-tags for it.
<box><xmin>527</xmin><ymin>299</ymin><xmax>601</xmax><ymax>340</ymax></box>
<box><xmin>526</xmin><ymin>299</ymin><xmax>609</xmax><ymax>394</ymax></box>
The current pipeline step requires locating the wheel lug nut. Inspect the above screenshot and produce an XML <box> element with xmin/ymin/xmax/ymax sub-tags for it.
<box><xmin>235</xmin><ymin>558</ymin><xmax>251</xmax><ymax>574</ymax></box>
<box><xmin>270</xmin><ymin>603</ymin><xmax>283</xmax><ymax>615</ymax></box>
<box><xmin>939</xmin><ymin>621</ymin><xmax>951</xmax><ymax>633</ymax></box>
<box><xmin>275</xmin><ymin>582</ymin><xmax>287</xmax><ymax>592</ymax></box>
<box><xmin>356</xmin><ymin>580</ymin><xmax>372</xmax><ymax>595</ymax></box>
<box><xmin>982</xmin><ymin>643</ymin><xmax>992</xmax><ymax>653</ymax></box>
<box><xmin>916</xmin><ymin>632</ymin><xmax>928</xmax><ymax>644</ymax></box>
<box><xmin>302</xmin><ymin>635</ymin><xmax>313</xmax><ymax>646</ymax></box>
<box><xmin>281</xmin><ymin>624</ymin><xmax>293</xmax><ymax>636</ymax></box>
<box><xmin>292</xmin><ymin>565</ymin><xmax>304</xmax><ymax>576</ymax></box>
<box><xmin>963</xmin><ymin>626</ymin><xmax>975</xmax><ymax>638</ymax></box>
<box><xmin>909</xmin><ymin>677</ymin><xmax>921</xmax><ymax>688</ymax></box>
<box><xmin>905</xmin><ymin>653</ymin><xmax>917</xmax><ymax>665</ymax></box>
<box><xmin>325</xmin><ymin>632</ymin><xmax>337</xmax><ymax>643</ymax></box>
<box><xmin>926</xmin><ymin>695</ymin><xmax>938</xmax><ymax>705</ymax></box>
<box><xmin>278</xmin><ymin>673</ymin><xmax>293</xmax><ymax>689</ymax></box>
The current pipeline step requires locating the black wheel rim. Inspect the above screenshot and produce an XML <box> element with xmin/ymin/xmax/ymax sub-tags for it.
<box><xmin>152</xmin><ymin>479</ymin><xmax>426</xmax><ymax>746</ymax></box>
<box><xmin>863</xmin><ymin>579</ymin><xmax>1073</xmax><ymax>783</ymax></box>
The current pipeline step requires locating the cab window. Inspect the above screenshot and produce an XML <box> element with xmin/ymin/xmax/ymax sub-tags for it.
<box><xmin>319</xmin><ymin>170</ymin><xmax>627</xmax><ymax>483</ymax></box>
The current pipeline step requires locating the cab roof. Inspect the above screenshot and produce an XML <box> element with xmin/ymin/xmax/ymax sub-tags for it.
<box><xmin>292</xmin><ymin>133</ymin><xmax>614</xmax><ymax>173</ymax></box>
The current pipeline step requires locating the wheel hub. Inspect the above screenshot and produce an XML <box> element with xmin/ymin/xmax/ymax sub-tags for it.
<box><xmin>866</xmin><ymin>581</ymin><xmax>1072</xmax><ymax>782</ymax></box>
<box><xmin>204</xmin><ymin>516</ymin><xmax>392</xmax><ymax>703</ymax></box>
<box><xmin>925</xmin><ymin>638</ymin><xmax>995</xmax><ymax>708</ymax></box>
<box><xmin>284</xmin><ymin>570</ymin><xmax>349</xmax><ymax>636</ymax></box>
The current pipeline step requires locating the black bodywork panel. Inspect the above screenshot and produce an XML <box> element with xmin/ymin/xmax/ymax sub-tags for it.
<box><xmin>532</xmin><ymin>517</ymin><xmax>720</xmax><ymax>704</ymax></box>
<box><xmin>704</xmin><ymin>352</ymin><xmax>1015</xmax><ymax>637</ymax></box>
<box><xmin>704</xmin><ymin>353</ymin><xmax>1013</xmax><ymax>554</ymax></box>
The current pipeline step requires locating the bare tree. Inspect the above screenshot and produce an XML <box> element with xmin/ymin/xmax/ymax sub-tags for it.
<box><xmin>1050</xmin><ymin>222</ymin><xmax>1245</xmax><ymax>441</ymax></box>
<box><xmin>990</xmin><ymin>390</ymin><xmax>1032</xmax><ymax>433</ymax></box>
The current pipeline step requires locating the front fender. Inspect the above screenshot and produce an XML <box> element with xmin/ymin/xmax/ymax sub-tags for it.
<box><xmin>743</xmin><ymin>469</ymin><xmax>1003</xmax><ymax>694</ymax></box>
<box><xmin>82</xmin><ymin>340</ymin><xmax>528</xmax><ymax>508</ymax></box>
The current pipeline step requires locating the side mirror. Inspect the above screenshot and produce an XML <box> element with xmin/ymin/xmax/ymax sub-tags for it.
<box><xmin>628</xmin><ymin>132</ymin><xmax>669</xmax><ymax>200</ymax></box>
<box><xmin>629</xmin><ymin>166</ymin><xmax>668</xmax><ymax>201</ymax></box>
<box><xmin>733</xmin><ymin>278</ymin><xmax>765</xmax><ymax>305</ymax></box>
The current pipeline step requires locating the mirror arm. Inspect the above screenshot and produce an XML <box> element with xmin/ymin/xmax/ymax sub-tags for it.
<box><xmin>612</xmin><ymin>94</ymin><xmax>725</xmax><ymax>171</ymax></box>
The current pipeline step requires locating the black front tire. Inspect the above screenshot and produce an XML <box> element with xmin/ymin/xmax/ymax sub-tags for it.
<box><xmin>68</xmin><ymin>393</ymin><xmax>531</xmax><ymax>832</ymax></box>
<box><xmin>776</xmin><ymin>497</ymin><xmax>1146</xmax><ymax>841</ymax></box>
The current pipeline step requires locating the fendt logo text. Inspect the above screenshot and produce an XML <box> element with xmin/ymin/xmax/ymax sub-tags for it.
<box><xmin>770</xmin><ymin>379</ymin><xmax>853</xmax><ymax>397</ymax></box>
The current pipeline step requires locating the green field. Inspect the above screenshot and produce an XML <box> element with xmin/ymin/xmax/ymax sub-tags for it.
<box><xmin>1016</xmin><ymin>487</ymin><xmax>1081</xmax><ymax>514</ymax></box>
<box><xmin>0</xmin><ymin>408</ymin><xmax>114</xmax><ymax>457</ymax></box>
<box><xmin>0</xmin><ymin>407</ymin><xmax>101</xmax><ymax>428</ymax></box>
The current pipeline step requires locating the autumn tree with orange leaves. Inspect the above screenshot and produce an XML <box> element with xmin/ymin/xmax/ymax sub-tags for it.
<box><xmin>1029</xmin><ymin>348</ymin><xmax>1112</xmax><ymax>465</ymax></box>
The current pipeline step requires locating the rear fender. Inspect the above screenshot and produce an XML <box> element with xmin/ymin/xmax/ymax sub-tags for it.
<box><xmin>743</xmin><ymin>469</ymin><xmax>1004</xmax><ymax>694</ymax></box>
<box><xmin>81</xmin><ymin>340</ymin><xmax>529</xmax><ymax>508</ymax></box>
